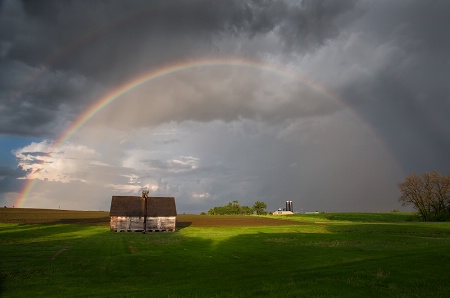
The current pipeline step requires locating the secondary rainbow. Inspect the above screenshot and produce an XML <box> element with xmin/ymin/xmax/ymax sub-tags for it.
<box><xmin>16</xmin><ymin>57</ymin><xmax>347</xmax><ymax>207</ymax></box>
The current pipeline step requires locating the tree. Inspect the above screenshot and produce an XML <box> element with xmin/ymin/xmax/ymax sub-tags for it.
<box><xmin>207</xmin><ymin>200</ymin><xmax>263</xmax><ymax>215</ymax></box>
<box><xmin>241</xmin><ymin>205</ymin><xmax>254</xmax><ymax>215</ymax></box>
<box><xmin>253</xmin><ymin>201</ymin><xmax>267</xmax><ymax>215</ymax></box>
<box><xmin>398</xmin><ymin>171</ymin><xmax>450</xmax><ymax>221</ymax></box>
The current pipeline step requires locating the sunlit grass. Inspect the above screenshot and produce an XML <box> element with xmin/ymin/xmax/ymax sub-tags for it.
<box><xmin>265</xmin><ymin>212</ymin><xmax>419</xmax><ymax>223</ymax></box>
<box><xmin>179</xmin><ymin>225</ymin><xmax>332</xmax><ymax>245</ymax></box>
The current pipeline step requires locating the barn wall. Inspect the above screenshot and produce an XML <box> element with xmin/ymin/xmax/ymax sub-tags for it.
<box><xmin>146</xmin><ymin>216</ymin><xmax>176</xmax><ymax>232</ymax></box>
<box><xmin>110</xmin><ymin>216</ymin><xmax>145</xmax><ymax>231</ymax></box>
<box><xmin>110</xmin><ymin>216</ymin><xmax>176</xmax><ymax>232</ymax></box>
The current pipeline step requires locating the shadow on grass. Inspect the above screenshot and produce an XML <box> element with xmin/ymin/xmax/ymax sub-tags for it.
<box><xmin>45</xmin><ymin>217</ymin><xmax>110</xmax><ymax>225</ymax></box>
<box><xmin>0</xmin><ymin>272</ymin><xmax>4</xmax><ymax>298</ymax></box>
<box><xmin>0</xmin><ymin>223</ymin><xmax>108</xmax><ymax>243</ymax></box>
<box><xmin>176</xmin><ymin>221</ymin><xmax>192</xmax><ymax>229</ymax></box>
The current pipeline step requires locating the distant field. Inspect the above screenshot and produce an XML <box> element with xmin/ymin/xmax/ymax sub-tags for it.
<box><xmin>1</xmin><ymin>209</ymin><xmax>450</xmax><ymax>297</ymax></box>
<box><xmin>0</xmin><ymin>208</ymin><xmax>419</xmax><ymax>225</ymax></box>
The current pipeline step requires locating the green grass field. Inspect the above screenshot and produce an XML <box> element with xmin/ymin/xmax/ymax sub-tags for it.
<box><xmin>1</xmin><ymin>209</ymin><xmax>450</xmax><ymax>297</ymax></box>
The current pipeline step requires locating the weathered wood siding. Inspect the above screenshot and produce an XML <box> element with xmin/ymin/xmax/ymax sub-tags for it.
<box><xmin>110</xmin><ymin>216</ymin><xmax>145</xmax><ymax>232</ymax></box>
<box><xmin>146</xmin><ymin>216</ymin><xmax>176</xmax><ymax>231</ymax></box>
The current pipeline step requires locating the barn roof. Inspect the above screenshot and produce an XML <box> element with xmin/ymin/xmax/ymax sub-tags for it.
<box><xmin>110</xmin><ymin>196</ymin><xmax>145</xmax><ymax>217</ymax></box>
<box><xmin>110</xmin><ymin>196</ymin><xmax>177</xmax><ymax>217</ymax></box>
<box><xmin>147</xmin><ymin>197</ymin><xmax>177</xmax><ymax>217</ymax></box>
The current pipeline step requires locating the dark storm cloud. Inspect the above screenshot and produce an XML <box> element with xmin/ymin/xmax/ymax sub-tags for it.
<box><xmin>0</xmin><ymin>166</ymin><xmax>26</xmax><ymax>205</ymax></box>
<box><xmin>277</xmin><ymin>0</ymin><xmax>358</xmax><ymax>52</ymax></box>
<box><xmin>0</xmin><ymin>58</ymin><xmax>97</xmax><ymax>137</ymax></box>
<box><xmin>15</xmin><ymin>0</ymin><xmax>354</xmax><ymax>80</ymax></box>
<box><xmin>346</xmin><ymin>71</ymin><xmax>450</xmax><ymax>174</ymax></box>
<box><xmin>0</xmin><ymin>166</ymin><xmax>22</xmax><ymax>178</ymax></box>
<box><xmin>336</xmin><ymin>0</ymin><xmax>450</xmax><ymax>173</ymax></box>
<box><xmin>0</xmin><ymin>0</ymin><xmax>357</xmax><ymax>137</ymax></box>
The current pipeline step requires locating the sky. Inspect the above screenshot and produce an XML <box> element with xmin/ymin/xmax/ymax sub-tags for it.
<box><xmin>1</xmin><ymin>0</ymin><xmax>449</xmax><ymax>213</ymax></box>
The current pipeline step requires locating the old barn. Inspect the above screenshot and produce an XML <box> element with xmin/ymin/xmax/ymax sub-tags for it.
<box><xmin>110</xmin><ymin>195</ymin><xmax>177</xmax><ymax>232</ymax></box>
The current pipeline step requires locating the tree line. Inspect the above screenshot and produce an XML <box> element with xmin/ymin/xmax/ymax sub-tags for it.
<box><xmin>207</xmin><ymin>200</ymin><xmax>267</xmax><ymax>215</ymax></box>
<box><xmin>399</xmin><ymin>171</ymin><xmax>450</xmax><ymax>221</ymax></box>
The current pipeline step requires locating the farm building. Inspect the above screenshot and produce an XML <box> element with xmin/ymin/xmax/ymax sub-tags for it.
<box><xmin>273</xmin><ymin>210</ymin><xmax>294</xmax><ymax>216</ymax></box>
<box><xmin>273</xmin><ymin>200</ymin><xmax>294</xmax><ymax>215</ymax></box>
<box><xmin>110</xmin><ymin>194</ymin><xmax>177</xmax><ymax>232</ymax></box>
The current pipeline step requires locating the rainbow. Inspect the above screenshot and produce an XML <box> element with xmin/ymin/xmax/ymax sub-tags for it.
<box><xmin>15</xmin><ymin>57</ymin><xmax>347</xmax><ymax>207</ymax></box>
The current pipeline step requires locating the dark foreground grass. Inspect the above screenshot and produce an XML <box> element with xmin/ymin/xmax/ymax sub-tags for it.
<box><xmin>1</xmin><ymin>211</ymin><xmax>450</xmax><ymax>297</ymax></box>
